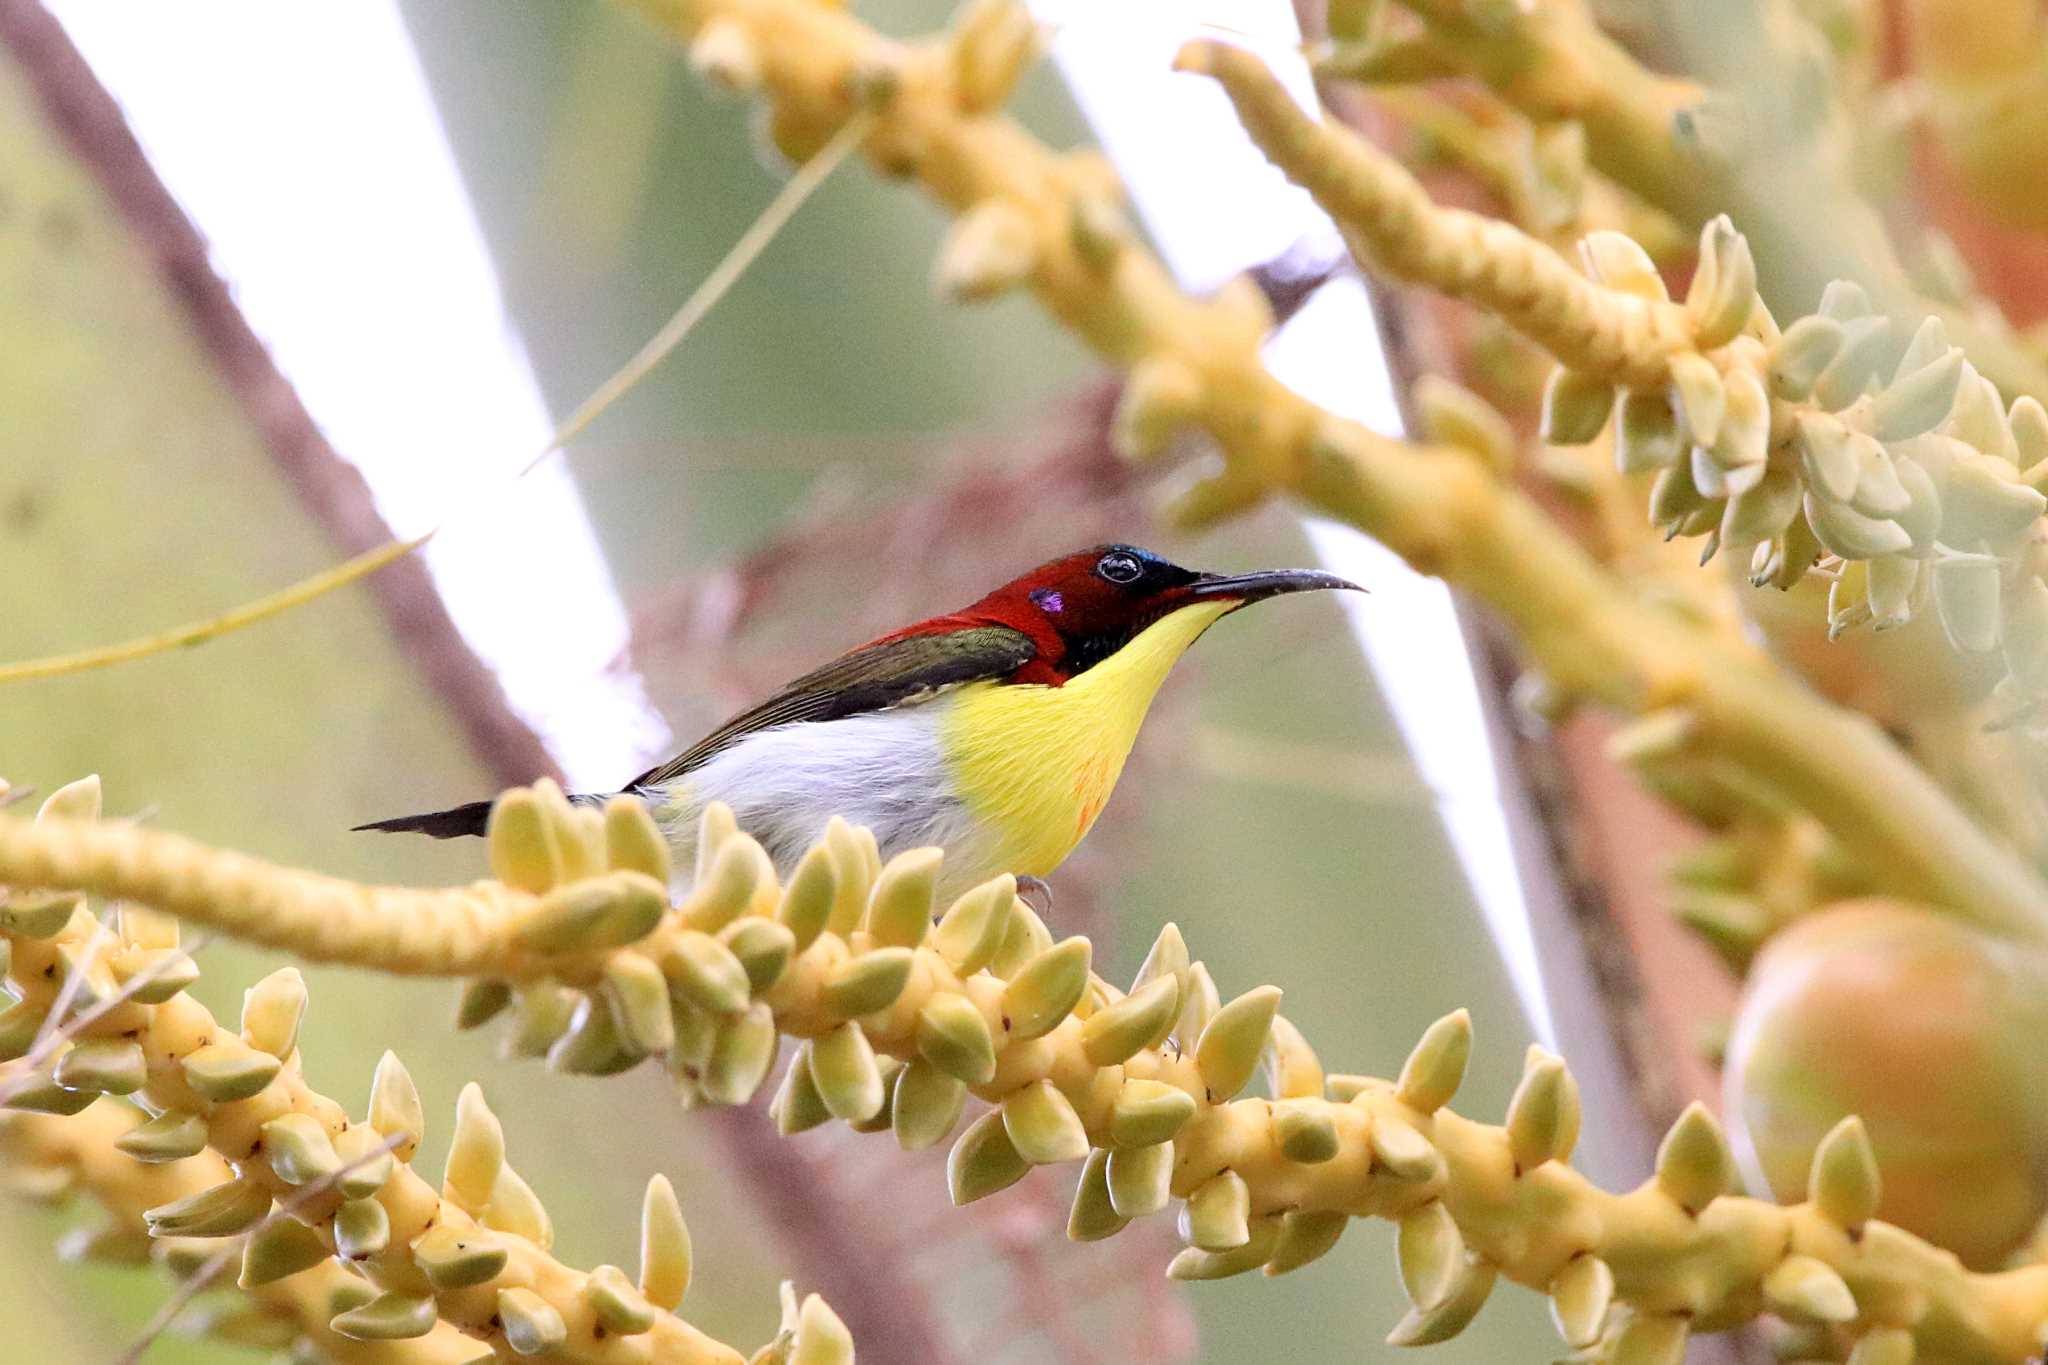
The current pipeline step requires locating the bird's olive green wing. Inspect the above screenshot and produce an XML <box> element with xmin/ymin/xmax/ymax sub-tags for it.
<box><xmin>628</xmin><ymin>623</ymin><xmax>1037</xmax><ymax>790</ymax></box>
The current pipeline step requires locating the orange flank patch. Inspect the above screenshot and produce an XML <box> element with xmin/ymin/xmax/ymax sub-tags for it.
<box><xmin>1076</xmin><ymin>794</ymin><xmax>1104</xmax><ymax>837</ymax></box>
<box><xmin>1073</xmin><ymin>754</ymin><xmax>1112</xmax><ymax>837</ymax></box>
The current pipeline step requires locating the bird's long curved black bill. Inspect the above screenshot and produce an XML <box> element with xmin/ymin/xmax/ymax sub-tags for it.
<box><xmin>1189</xmin><ymin>568</ymin><xmax>1364</xmax><ymax>602</ymax></box>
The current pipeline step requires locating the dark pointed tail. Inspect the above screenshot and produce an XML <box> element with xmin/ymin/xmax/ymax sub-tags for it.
<box><xmin>352</xmin><ymin>800</ymin><xmax>496</xmax><ymax>840</ymax></box>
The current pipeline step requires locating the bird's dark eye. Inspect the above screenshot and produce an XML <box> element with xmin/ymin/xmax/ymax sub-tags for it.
<box><xmin>1096</xmin><ymin>552</ymin><xmax>1143</xmax><ymax>584</ymax></box>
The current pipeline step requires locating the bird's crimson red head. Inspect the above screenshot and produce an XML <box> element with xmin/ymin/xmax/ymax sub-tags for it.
<box><xmin>871</xmin><ymin>544</ymin><xmax>1361</xmax><ymax>685</ymax></box>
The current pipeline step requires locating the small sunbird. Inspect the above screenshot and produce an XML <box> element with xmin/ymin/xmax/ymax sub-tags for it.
<box><xmin>359</xmin><ymin>544</ymin><xmax>1359</xmax><ymax>898</ymax></box>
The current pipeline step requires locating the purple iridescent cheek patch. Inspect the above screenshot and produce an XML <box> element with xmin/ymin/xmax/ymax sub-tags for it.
<box><xmin>1031</xmin><ymin>589</ymin><xmax>1065</xmax><ymax>613</ymax></box>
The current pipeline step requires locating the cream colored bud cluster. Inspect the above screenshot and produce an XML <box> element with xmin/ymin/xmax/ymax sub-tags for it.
<box><xmin>682</xmin><ymin>0</ymin><xmax>1038</xmax><ymax>156</ymax></box>
<box><xmin>0</xmin><ymin>780</ymin><xmax>842</xmax><ymax>1365</ymax></box>
<box><xmin>673</xmin><ymin>0</ymin><xmax>1096</xmax><ymax>312</ymax></box>
<box><xmin>0</xmin><ymin>1097</ymin><xmax>481</xmax><ymax>1363</ymax></box>
<box><xmin>0</xmin><ymin>777</ymin><xmax>198</xmax><ymax>1105</ymax></box>
<box><xmin>1540</xmin><ymin>220</ymin><xmax>2048</xmax><ymax>712</ymax></box>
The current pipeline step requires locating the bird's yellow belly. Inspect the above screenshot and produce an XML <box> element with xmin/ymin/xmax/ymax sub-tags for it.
<box><xmin>938</xmin><ymin>601</ymin><xmax>1232</xmax><ymax>878</ymax></box>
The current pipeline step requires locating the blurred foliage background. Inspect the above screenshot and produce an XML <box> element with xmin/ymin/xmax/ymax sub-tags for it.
<box><xmin>0</xmin><ymin>0</ymin><xmax>1551</xmax><ymax>1359</ymax></box>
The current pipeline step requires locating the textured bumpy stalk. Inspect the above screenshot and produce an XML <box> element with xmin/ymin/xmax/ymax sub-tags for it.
<box><xmin>0</xmin><ymin>779</ymin><xmax>845</xmax><ymax>1365</ymax></box>
<box><xmin>0</xmin><ymin>816</ymin><xmax>552</xmax><ymax>977</ymax></box>
<box><xmin>0</xmin><ymin>1098</ymin><xmax>479</xmax><ymax>1364</ymax></box>
<box><xmin>1197</xmin><ymin>50</ymin><xmax>1696</xmax><ymax>389</ymax></box>
<box><xmin>9</xmin><ymin>781</ymin><xmax>2048</xmax><ymax>1362</ymax></box>
<box><xmin>1326</xmin><ymin>0</ymin><xmax>1707</xmax><ymax>226</ymax></box>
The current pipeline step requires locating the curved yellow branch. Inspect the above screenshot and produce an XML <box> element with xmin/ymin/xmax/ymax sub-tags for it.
<box><xmin>5</xmin><ymin>785</ymin><xmax>2045</xmax><ymax>1362</ymax></box>
<box><xmin>1177</xmin><ymin>41</ymin><xmax>1693</xmax><ymax>387</ymax></box>
<box><xmin>0</xmin><ymin>793</ymin><xmax>843</xmax><ymax>1364</ymax></box>
<box><xmin>0</xmin><ymin>815</ymin><xmax>548</xmax><ymax>977</ymax></box>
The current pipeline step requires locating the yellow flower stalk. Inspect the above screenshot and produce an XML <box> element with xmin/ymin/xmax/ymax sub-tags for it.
<box><xmin>1316</xmin><ymin>0</ymin><xmax>1706</xmax><ymax>228</ymax></box>
<box><xmin>11</xmin><ymin>782</ymin><xmax>2048</xmax><ymax>1362</ymax></box>
<box><xmin>0</xmin><ymin>783</ymin><xmax>844</xmax><ymax>1365</ymax></box>
<box><xmin>0</xmin><ymin>1097</ymin><xmax>479</xmax><ymax>1365</ymax></box>
<box><xmin>1183</xmin><ymin>45</ymin><xmax>1699</xmax><ymax>390</ymax></box>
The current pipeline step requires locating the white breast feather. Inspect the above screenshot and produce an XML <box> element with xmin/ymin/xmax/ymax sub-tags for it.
<box><xmin>640</xmin><ymin>703</ymin><xmax>998</xmax><ymax>896</ymax></box>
